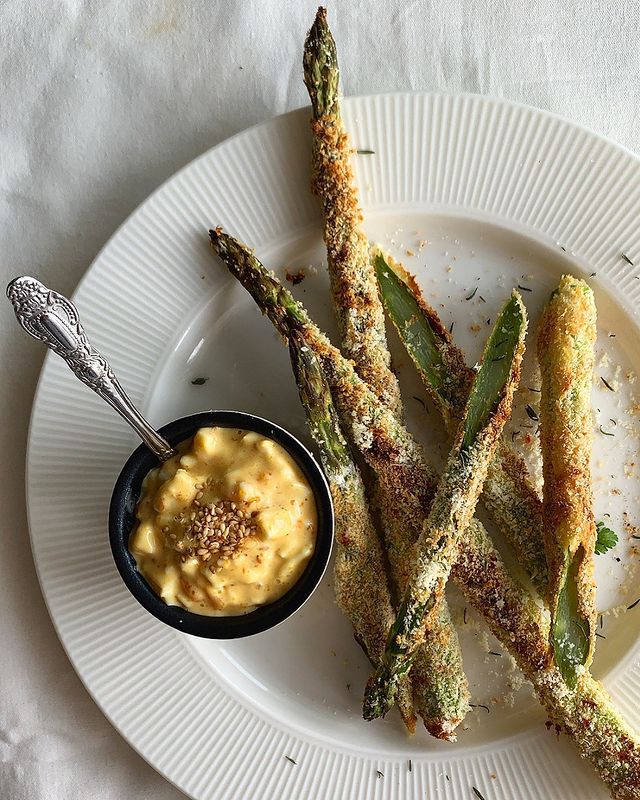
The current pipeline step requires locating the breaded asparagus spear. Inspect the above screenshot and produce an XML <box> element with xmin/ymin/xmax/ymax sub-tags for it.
<box><xmin>303</xmin><ymin>7</ymin><xmax>469</xmax><ymax>739</ymax></box>
<box><xmin>287</xmin><ymin>330</ymin><xmax>416</xmax><ymax>732</ymax></box>
<box><xmin>538</xmin><ymin>276</ymin><xmax>598</xmax><ymax>688</ymax></box>
<box><xmin>209</xmin><ymin>229</ymin><xmax>640</xmax><ymax>796</ymax></box>
<box><xmin>303</xmin><ymin>7</ymin><xmax>403</xmax><ymax>417</ymax></box>
<box><xmin>374</xmin><ymin>250</ymin><xmax>548</xmax><ymax>593</ymax></box>
<box><xmin>456</xmin><ymin>519</ymin><xmax>640</xmax><ymax>800</ymax></box>
<box><xmin>363</xmin><ymin>295</ymin><xmax>527</xmax><ymax>720</ymax></box>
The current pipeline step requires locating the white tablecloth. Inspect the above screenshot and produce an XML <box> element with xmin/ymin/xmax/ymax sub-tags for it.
<box><xmin>1</xmin><ymin>1</ymin><xmax>639</xmax><ymax>797</ymax></box>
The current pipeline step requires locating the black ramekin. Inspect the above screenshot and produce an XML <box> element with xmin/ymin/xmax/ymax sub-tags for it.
<box><xmin>109</xmin><ymin>410</ymin><xmax>333</xmax><ymax>638</ymax></box>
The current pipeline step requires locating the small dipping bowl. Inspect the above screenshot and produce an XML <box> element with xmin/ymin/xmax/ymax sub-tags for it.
<box><xmin>109</xmin><ymin>410</ymin><xmax>334</xmax><ymax>639</ymax></box>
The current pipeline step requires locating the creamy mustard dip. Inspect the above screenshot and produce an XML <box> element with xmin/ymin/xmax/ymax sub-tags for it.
<box><xmin>129</xmin><ymin>427</ymin><xmax>317</xmax><ymax>616</ymax></box>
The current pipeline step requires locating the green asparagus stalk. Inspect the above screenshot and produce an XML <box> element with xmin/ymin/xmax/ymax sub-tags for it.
<box><xmin>374</xmin><ymin>250</ymin><xmax>548</xmax><ymax>594</ymax></box>
<box><xmin>455</xmin><ymin>519</ymin><xmax>640</xmax><ymax>800</ymax></box>
<box><xmin>209</xmin><ymin>229</ymin><xmax>640</xmax><ymax>795</ymax></box>
<box><xmin>362</xmin><ymin>294</ymin><xmax>527</xmax><ymax>719</ymax></box>
<box><xmin>303</xmin><ymin>7</ymin><xmax>469</xmax><ymax>738</ymax></box>
<box><xmin>538</xmin><ymin>276</ymin><xmax>598</xmax><ymax>688</ymax></box>
<box><xmin>303</xmin><ymin>9</ymin><xmax>402</xmax><ymax>415</ymax></box>
<box><xmin>287</xmin><ymin>329</ymin><xmax>417</xmax><ymax>732</ymax></box>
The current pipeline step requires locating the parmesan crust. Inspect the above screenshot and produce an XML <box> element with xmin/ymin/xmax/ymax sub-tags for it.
<box><xmin>310</xmin><ymin>115</ymin><xmax>403</xmax><ymax>417</ymax></box>
<box><xmin>309</xmin><ymin>104</ymin><xmax>468</xmax><ymax>735</ymax></box>
<box><xmin>332</xmin><ymin>469</ymin><xmax>416</xmax><ymax>731</ymax></box>
<box><xmin>538</xmin><ymin>276</ymin><xmax>598</xmax><ymax>668</ymax></box>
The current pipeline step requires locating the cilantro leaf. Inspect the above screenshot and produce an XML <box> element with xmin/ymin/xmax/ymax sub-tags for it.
<box><xmin>595</xmin><ymin>521</ymin><xmax>618</xmax><ymax>555</ymax></box>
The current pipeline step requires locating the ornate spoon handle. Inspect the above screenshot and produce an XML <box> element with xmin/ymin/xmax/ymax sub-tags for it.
<box><xmin>7</xmin><ymin>276</ymin><xmax>175</xmax><ymax>461</ymax></box>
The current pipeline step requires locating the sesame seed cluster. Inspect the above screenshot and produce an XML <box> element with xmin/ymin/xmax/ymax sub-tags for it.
<box><xmin>164</xmin><ymin>488</ymin><xmax>258</xmax><ymax>572</ymax></box>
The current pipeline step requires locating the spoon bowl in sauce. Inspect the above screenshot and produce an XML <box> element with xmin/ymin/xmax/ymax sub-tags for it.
<box><xmin>7</xmin><ymin>277</ymin><xmax>334</xmax><ymax>638</ymax></box>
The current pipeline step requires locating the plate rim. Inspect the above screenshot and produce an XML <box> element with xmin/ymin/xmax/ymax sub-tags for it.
<box><xmin>25</xmin><ymin>91</ymin><xmax>640</xmax><ymax>800</ymax></box>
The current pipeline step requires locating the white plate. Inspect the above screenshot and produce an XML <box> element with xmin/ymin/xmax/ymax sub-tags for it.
<box><xmin>27</xmin><ymin>93</ymin><xmax>640</xmax><ymax>800</ymax></box>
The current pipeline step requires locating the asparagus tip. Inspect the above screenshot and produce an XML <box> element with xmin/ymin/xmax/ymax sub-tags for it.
<box><xmin>362</xmin><ymin>668</ymin><xmax>398</xmax><ymax>721</ymax></box>
<box><xmin>303</xmin><ymin>6</ymin><xmax>339</xmax><ymax>118</ymax></box>
<box><xmin>306</xmin><ymin>7</ymin><xmax>329</xmax><ymax>44</ymax></box>
<box><xmin>208</xmin><ymin>226</ymin><xmax>224</xmax><ymax>252</ymax></box>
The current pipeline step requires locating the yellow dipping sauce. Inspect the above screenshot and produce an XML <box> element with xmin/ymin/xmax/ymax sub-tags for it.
<box><xmin>129</xmin><ymin>427</ymin><xmax>317</xmax><ymax>616</ymax></box>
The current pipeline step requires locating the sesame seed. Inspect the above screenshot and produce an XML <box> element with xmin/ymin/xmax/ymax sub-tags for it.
<box><xmin>176</xmin><ymin>497</ymin><xmax>257</xmax><ymax>569</ymax></box>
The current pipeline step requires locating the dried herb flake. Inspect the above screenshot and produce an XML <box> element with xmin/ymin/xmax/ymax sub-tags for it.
<box><xmin>601</xmin><ymin>377</ymin><xmax>615</xmax><ymax>391</ymax></box>
<box><xmin>525</xmin><ymin>404</ymin><xmax>539</xmax><ymax>421</ymax></box>
<box><xmin>191</xmin><ymin>377</ymin><xmax>209</xmax><ymax>386</ymax></box>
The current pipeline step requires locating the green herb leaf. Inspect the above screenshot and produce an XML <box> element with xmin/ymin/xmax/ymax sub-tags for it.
<box><xmin>595</xmin><ymin>521</ymin><xmax>618</xmax><ymax>555</ymax></box>
<box><xmin>191</xmin><ymin>377</ymin><xmax>208</xmax><ymax>386</ymax></box>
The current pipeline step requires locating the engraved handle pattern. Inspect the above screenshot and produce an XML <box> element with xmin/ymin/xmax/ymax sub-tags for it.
<box><xmin>7</xmin><ymin>276</ymin><xmax>175</xmax><ymax>461</ymax></box>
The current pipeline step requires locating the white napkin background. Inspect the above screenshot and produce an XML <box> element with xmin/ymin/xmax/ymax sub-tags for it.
<box><xmin>1</xmin><ymin>1</ymin><xmax>639</xmax><ymax>798</ymax></box>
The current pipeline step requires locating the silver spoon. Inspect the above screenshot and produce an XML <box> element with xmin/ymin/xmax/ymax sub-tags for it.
<box><xmin>7</xmin><ymin>276</ymin><xmax>175</xmax><ymax>461</ymax></box>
